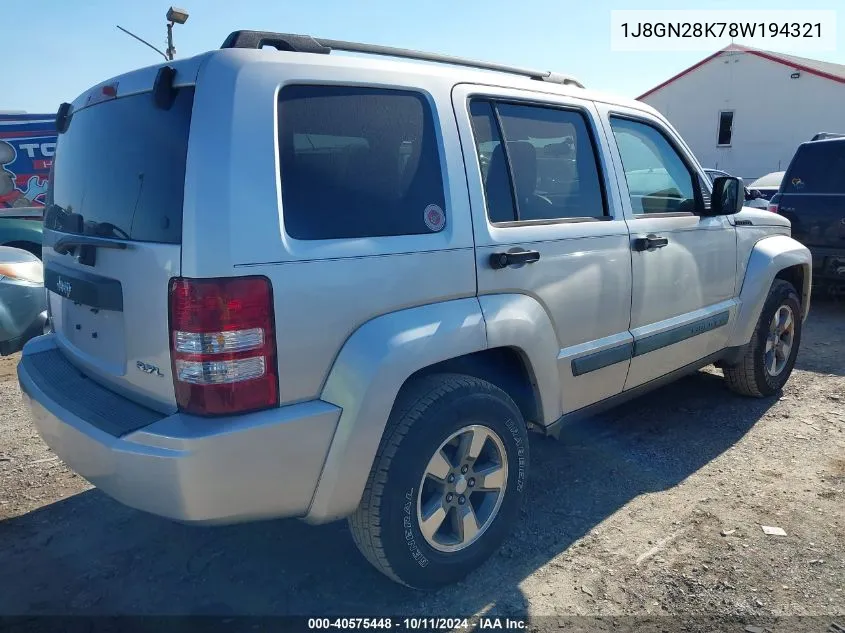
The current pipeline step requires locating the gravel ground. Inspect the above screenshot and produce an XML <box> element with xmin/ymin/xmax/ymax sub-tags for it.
<box><xmin>0</xmin><ymin>299</ymin><xmax>842</xmax><ymax>624</ymax></box>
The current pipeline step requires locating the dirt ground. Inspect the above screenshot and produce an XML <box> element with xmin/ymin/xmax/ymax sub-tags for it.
<box><xmin>0</xmin><ymin>300</ymin><xmax>842</xmax><ymax>625</ymax></box>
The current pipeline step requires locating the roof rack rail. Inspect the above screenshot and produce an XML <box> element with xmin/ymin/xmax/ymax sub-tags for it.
<box><xmin>811</xmin><ymin>132</ymin><xmax>845</xmax><ymax>141</ymax></box>
<box><xmin>220</xmin><ymin>30</ymin><xmax>585</xmax><ymax>89</ymax></box>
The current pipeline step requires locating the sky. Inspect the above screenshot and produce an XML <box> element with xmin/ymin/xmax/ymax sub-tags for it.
<box><xmin>4</xmin><ymin>0</ymin><xmax>844</xmax><ymax>114</ymax></box>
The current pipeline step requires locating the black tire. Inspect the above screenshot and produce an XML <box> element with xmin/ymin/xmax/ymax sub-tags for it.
<box><xmin>348</xmin><ymin>373</ymin><xmax>529</xmax><ymax>589</ymax></box>
<box><xmin>724</xmin><ymin>279</ymin><xmax>802</xmax><ymax>397</ymax></box>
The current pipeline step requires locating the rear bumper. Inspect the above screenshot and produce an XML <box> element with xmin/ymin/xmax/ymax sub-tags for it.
<box><xmin>17</xmin><ymin>335</ymin><xmax>340</xmax><ymax>524</ymax></box>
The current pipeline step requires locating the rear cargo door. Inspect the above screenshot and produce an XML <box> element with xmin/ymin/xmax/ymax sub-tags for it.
<box><xmin>42</xmin><ymin>84</ymin><xmax>195</xmax><ymax>413</ymax></box>
<box><xmin>779</xmin><ymin>141</ymin><xmax>845</xmax><ymax>251</ymax></box>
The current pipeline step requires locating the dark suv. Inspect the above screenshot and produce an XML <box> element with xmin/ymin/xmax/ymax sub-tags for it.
<box><xmin>771</xmin><ymin>137</ymin><xmax>845</xmax><ymax>291</ymax></box>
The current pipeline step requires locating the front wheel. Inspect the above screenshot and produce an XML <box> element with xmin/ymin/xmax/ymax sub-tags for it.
<box><xmin>348</xmin><ymin>374</ymin><xmax>529</xmax><ymax>589</ymax></box>
<box><xmin>724</xmin><ymin>279</ymin><xmax>802</xmax><ymax>397</ymax></box>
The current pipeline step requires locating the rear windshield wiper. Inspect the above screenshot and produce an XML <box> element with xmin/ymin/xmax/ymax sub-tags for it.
<box><xmin>53</xmin><ymin>234</ymin><xmax>129</xmax><ymax>255</ymax></box>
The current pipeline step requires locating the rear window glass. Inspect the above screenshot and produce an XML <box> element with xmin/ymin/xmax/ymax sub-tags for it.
<box><xmin>45</xmin><ymin>87</ymin><xmax>194</xmax><ymax>244</ymax></box>
<box><xmin>783</xmin><ymin>141</ymin><xmax>845</xmax><ymax>194</ymax></box>
<box><xmin>278</xmin><ymin>85</ymin><xmax>446</xmax><ymax>240</ymax></box>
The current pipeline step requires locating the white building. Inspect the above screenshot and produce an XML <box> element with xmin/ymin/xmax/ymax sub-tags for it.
<box><xmin>638</xmin><ymin>44</ymin><xmax>845</xmax><ymax>181</ymax></box>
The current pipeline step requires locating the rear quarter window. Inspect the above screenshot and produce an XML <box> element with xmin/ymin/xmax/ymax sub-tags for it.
<box><xmin>277</xmin><ymin>85</ymin><xmax>446</xmax><ymax>240</ymax></box>
<box><xmin>783</xmin><ymin>141</ymin><xmax>845</xmax><ymax>195</ymax></box>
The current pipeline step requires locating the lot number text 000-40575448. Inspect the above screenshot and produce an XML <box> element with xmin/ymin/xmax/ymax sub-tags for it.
<box><xmin>307</xmin><ymin>618</ymin><xmax>527</xmax><ymax>630</ymax></box>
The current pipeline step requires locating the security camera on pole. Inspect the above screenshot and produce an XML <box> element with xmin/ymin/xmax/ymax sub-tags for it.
<box><xmin>116</xmin><ymin>6</ymin><xmax>190</xmax><ymax>62</ymax></box>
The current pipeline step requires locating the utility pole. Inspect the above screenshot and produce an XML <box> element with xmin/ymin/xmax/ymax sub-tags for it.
<box><xmin>165</xmin><ymin>7</ymin><xmax>190</xmax><ymax>61</ymax></box>
<box><xmin>166</xmin><ymin>22</ymin><xmax>175</xmax><ymax>61</ymax></box>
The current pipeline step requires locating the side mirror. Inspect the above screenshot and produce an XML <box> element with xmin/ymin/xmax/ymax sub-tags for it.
<box><xmin>710</xmin><ymin>176</ymin><xmax>744</xmax><ymax>215</ymax></box>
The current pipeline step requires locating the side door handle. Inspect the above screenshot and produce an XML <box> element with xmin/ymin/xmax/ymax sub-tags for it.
<box><xmin>490</xmin><ymin>249</ymin><xmax>541</xmax><ymax>269</ymax></box>
<box><xmin>632</xmin><ymin>234</ymin><xmax>669</xmax><ymax>252</ymax></box>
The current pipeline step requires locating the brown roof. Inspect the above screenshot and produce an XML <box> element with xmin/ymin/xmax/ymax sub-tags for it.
<box><xmin>637</xmin><ymin>44</ymin><xmax>845</xmax><ymax>100</ymax></box>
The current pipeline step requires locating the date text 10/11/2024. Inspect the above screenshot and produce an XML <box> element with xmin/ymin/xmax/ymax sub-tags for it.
<box><xmin>307</xmin><ymin>618</ymin><xmax>527</xmax><ymax>630</ymax></box>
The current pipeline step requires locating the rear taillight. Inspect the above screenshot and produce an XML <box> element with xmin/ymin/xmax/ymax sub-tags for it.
<box><xmin>767</xmin><ymin>194</ymin><xmax>780</xmax><ymax>214</ymax></box>
<box><xmin>168</xmin><ymin>276</ymin><xmax>278</xmax><ymax>416</ymax></box>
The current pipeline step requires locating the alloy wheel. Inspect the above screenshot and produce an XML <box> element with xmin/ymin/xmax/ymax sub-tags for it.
<box><xmin>764</xmin><ymin>304</ymin><xmax>795</xmax><ymax>377</ymax></box>
<box><xmin>416</xmin><ymin>424</ymin><xmax>508</xmax><ymax>553</ymax></box>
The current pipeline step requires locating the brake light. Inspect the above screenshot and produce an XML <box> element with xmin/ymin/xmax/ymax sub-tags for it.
<box><xmin>767</xmin><ymin>193</ymin><xmax>780</xmax><ymax>214</ymax></box>
<box><xmin>168</xmin><ymin>276</ymin><xmax>278</xmax><ymax>416</ymax></box>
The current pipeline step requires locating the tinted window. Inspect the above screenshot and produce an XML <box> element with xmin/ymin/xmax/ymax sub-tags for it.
<box><xmin>469</xmin><ymin>101</ymin><xmax>516</xmax><ymax>223</ymax></box>
<box><xmin>611</xmin><ymin>117</ymin><xmax>698</xmax><ymax>214</ymax></box>
<box><xmin>278</xmin><ymin>86</ymin><xmax>445</xmax><ymax>240</ymax></box>
<box><xmin>717</xmin><ymin>111</ymin><xmax>733</xmax><ymax>146</ymax></box>
<box><xmin>783</xmin><ymin>141</ymin><xmax>845</xmax><ymax>194</ymax></box>
<box><xmin>469</xmin><ymin>100</ymin><xmax>606</xmax><ymax>223</ymax></box>
<box><xmin>45</xmin><ymin>88</ymin><xmax>194</xmax><ymax>244</ymax></box>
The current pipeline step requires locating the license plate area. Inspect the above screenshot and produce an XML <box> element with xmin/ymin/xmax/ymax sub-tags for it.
<box><xmin>45</xmin><ymin>262</ymin><xmax>127</xmax><ymax>375</ymax></box>
<box><xmin>60</xmin><ymin>300</ymin><xmax>126</xmax><ymax>372</ymax></box>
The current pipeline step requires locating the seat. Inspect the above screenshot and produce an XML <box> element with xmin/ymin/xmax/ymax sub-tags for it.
<box><xmin>505</xmin><ymin>141</ymin><xmax>554</xmax><ymax>220</ymax></box>
<box><xmin>485</xmin><ymin>145</ymin><xmax>517</xmax><ymax>223</ymax></box>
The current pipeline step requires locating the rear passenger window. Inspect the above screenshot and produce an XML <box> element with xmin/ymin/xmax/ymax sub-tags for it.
<box><xmin>783</xmin><ymin>142</ymin><xmax>845</xmax><ymax>195</ymax></box>
<box><xmin>469</xmin><ymin>99</ymin><xmax>606</xmax><ymax>223</ymax></box>
<box><xmin>278</xmin><ymin>86</ymin><xmax>445</xmax><ymax>240</ymax></box>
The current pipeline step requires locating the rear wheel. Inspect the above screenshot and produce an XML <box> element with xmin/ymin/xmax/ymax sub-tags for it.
<box><xmin>724</xmin><ymin>279</ymin><xmax>802</xmax><ymax>397</ymax></box>
<box><xmin>348</xmin><ymin>374</ymin><xmax>529</xmax><ymax>589</ymax></box>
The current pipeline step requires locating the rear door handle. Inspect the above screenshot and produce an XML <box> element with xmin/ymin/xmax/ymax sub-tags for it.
<box><xmin>632</xmin><ymin>234</ymin><xmax>669</xmax><ymax>252</ymax></box>
<box><xmin>490</xmin><ymin>250</ymin><xmax>541</xmax><ymax>269</ymax></box>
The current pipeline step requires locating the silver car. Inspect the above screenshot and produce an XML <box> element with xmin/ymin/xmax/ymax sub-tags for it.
<box><xmin>0</xmin><ymin>246</ymin><xmax>46</xmax><ymax>356</ymax></box>
<box><xmin>748</xmin><ymin>171</ymin><xmax>786</xmax><ymax>201</ymax></box>
<box><xmin>18</xmin><ymin>31</ymin><xmax>811</xmax><ymax>589</ymax></box>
